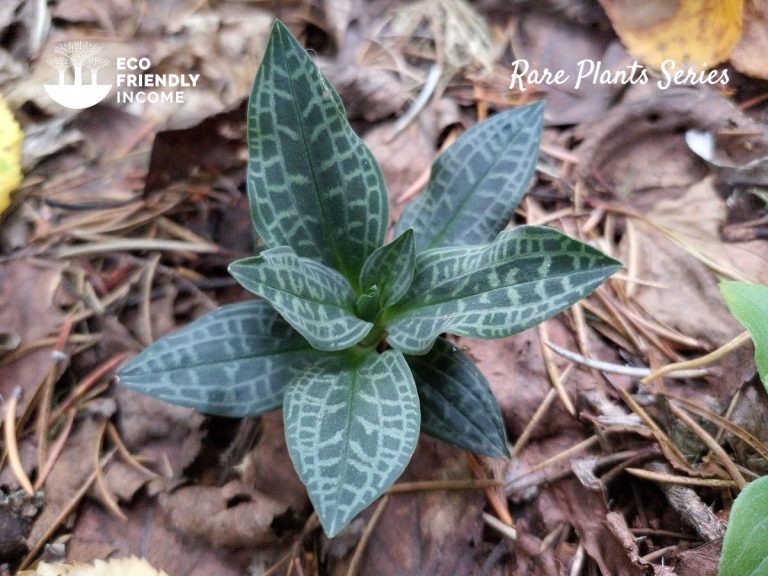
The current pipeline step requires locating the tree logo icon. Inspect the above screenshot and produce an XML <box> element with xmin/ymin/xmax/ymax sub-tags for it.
<box><xmin>44</xmin><ymin>41</ymin><xmax>112</xmax><ymax>109</ymax></box>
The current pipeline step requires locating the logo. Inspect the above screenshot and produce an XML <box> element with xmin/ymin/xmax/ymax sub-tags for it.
<box><xmin>44</xmin><ymin>41</ymin><xmax>112</xmax><ymax>109</ymax></box>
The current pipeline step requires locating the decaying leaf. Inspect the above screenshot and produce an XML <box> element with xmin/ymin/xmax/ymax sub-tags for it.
<box><xmin>730</xmin><ymin>0</ymin><xmax>768</xmax><ymax>79</ymax></box>
<box><xmin>18</xmin><ymin>557</ymin><xmax>169</xmax><ymax>576</ymax></box>
<box><xmin>0</xmin><ymin>94</ymin><xmax>23</xmax><ymax>214</ymax></box>
<box><xmin>598</xmin><ymin>0</ymin><xmax>743</xmax><ymax>69</ymax></box>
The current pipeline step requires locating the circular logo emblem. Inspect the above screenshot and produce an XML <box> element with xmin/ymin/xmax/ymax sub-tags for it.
<box><xmin>44</xmin><ymin>41</ymin><xmax>112</xmax><ymax>109</ymax></box>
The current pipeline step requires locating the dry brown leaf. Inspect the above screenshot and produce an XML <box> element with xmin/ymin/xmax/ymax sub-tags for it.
<box><xmin>730</xmin><ymin>0</ymin><xmax>768</xmax><ymax>79</ymax></box>
<box><xmin>68</xmin><ymin>498</ymin><xmax>246</xmax><ymax>575</ymax></box>
<box><xmin>321</xmin><ymin>65</ymin><xmax>409</xmax><ymax>122</ymax></box>
<box><xmin>328</xmin><ymin>438</ymin><xmax>488</xmax><ymax>575</ymax></box>
<box><xmin>19</xmin><ymin>557</ymin><xmax>169</xmax><ymax>576</ymax></box>
<box><xmin>598</xmin><ymin>0</ymin><xmax>743</xmax><ymax>69</ymax></box>
<box><xmin>577</xmin><ymin>88</ymin><xmax>735</xmax><ymax>196</ymax></box>
<box><xmin>0</xmin><ymin>259</ymin><xmax>66</xmax><ymax>414</ymax></box>
<box><xmin>641</xmin><ymin>177</ymin><xmax>768</xmax><ymax>285</ymax></box>
<box><xmin>160</xmin><ymin>483</ymin><xmax>283</xmax><ymax>548</ymax></box>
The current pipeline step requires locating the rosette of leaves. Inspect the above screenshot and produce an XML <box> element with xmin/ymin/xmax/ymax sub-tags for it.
<box><xmin>118</xmin><ymin>21</ymin><xmax>621</xmax><ymax>536</ymax></box>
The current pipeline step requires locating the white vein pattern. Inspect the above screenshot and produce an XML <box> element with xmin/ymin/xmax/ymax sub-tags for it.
<box><xmin>247</xmin><ymin>21</ymin><xmax>387</xmax><ymax>282</ymax></box>
<box><xmin>386</xmin><ymin>226</ymin><xmax>621</xmax><ymax>354</ymax></box>
<box><xmin>395</xmin><ymin>102</ymin><xmax>544</xmax><ymax>251</ymax></box>
<box><xmin>118</xmin><ymin>301</ymin><xmax>322</xmax><ymax>417</ymax></box>
<box><xmin>284</xmin><ymin>350</ymin><xmax>420</xmax><ymax>536</ymax></box>
<box><xmin>229</xmin><ymin>247</ymin><xmax>372</xmax><ymax>351</ymax></box>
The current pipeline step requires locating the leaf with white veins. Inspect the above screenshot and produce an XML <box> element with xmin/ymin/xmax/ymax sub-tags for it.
<box><xmin>395</xmin><ymin>102</ymin><xmax>544</xmax><ymax>251</ymax></box>
<box><xmin>408</xmin><ymin>337</ymin><xmax>509</xmax><ymax>457</ymax></box>
<box><xmin>229</xmin><ymin>247</ymin><xmax>372</xmax><ymax>351</ymax></box>
<box><xmin>284</xmin><ymin>349</ymin><xmax>420</xmax><ymax>536</ymax></box>
<box><xmin>385</xmin><ymin>226</ymin><xmax>621</xmax><ymax>354</ymax></box>
<box><xmin>118</xmin><ymin>301</ymin><xmax>322</xmax><ymax>417</ymax></box>
<box><xmin>247</xmin><ymin>21</ymin><xmax>388</xmax><ymax>286</ymax></box>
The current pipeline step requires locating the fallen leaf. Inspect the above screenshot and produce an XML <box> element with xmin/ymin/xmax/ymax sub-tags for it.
<box><xmin>547</xmin><ymin>492</ymin><xmax>643</xmax><ymax>576</ymax></box>
<box><xmin>577</xmin><ymin>88</ymin><xmax>734</xmax><ymax>197</ymax></box>
<box><xmin>19</xmin><ymin>557</ymin><xmax>169</xmax><ymax>576</ymax></box>
<box><xmin>115</xmin><ymin>386</ymin><xmax>205</xmax><ymax>478</ymax></box>
<box><xmin>676</xmin><ymin>539</ymin><xmax>722</xmax><ymax>576</ymax></box>
<box><xmin>0</xmin><ymin>259</ymin><xmax>66</xmax><ymax>415</ymax></box>
<box><xmin>0</xmin><ymin>95</ymin><xmax>22</xmax><ymax>214</ymax></box>
<box><xmin>730</xmin><ymin>0</ymin><xmax>768</xmax><ymax>79</ymax></box>
<box><xmin>26</xmin><ymin>417</ymin><xmax>103</xmax><ymax>547</ymax></box>
<box><xmin>642</xmin><ymin>178</ymin><xmax>768</xmax><ymax>285</ymax></box>
<box><xmin>68</xmin><ymin>499</ymin><xmax>246</xmax><ymax>575</ymax></box>
<box><xmin>160</xmin><ymin>483</ymin><xmax>283</xmax><ymax>548</ymax></box>
<box><xmin>321</xmin><ymin>65</ymin><xmax>409</xmax><ymax>122</ymax></box>
<box><xmin>328</xmin><ymin>438</ymin><xmax>488</xmax><ymax>575</ymax></box>
<box><xmin>235</xmin><ymin>412</ymin><xmax>311</xmax><ymax>518</ymax></box>
<box><xmin>621</xmin><ymin>216</ymin><xmax>741</xmax><ymax>349</ymax></box>
<box><xmin>598</xmin><ymin>0</ymin><xmax>743</xmax><ymax>69</ymax></box>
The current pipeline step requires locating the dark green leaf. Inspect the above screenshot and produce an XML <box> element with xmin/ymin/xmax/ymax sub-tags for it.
<box><xmin>283</xmin><ymin>349</ymin><xmax>420</xmax><ymax>536</ymax></box>
<box><xmin>408</xmin><ymin>338</ymin><xmax>508</xmax><ymax>458</ymax></box>
<box><xmin>247</xmin><ymin>20</ymin><xmax>388</xmax><ymax>285</ymax></box>
<box><xmin>359</xmin><ymin>229</ymin><xmax>415</xmax><ymax>310</ymax></box>
<box><xmin>721</xmin><ymin>281</ymin><xmax>768</xmax><ymax>388</ymax></box>
<box><xmin>395</xmin><ymin>102</ymin><xmax>544</xmax><ymax>251</ymax></box>
<box><xmin>719</xmin><ymin>476</ymin><xmax>768</xmax><ymax>576</ymax></box>
<box><xmin>228</xmin><ymin>247</ymin><xmax>372</xmax><ymax>351</ymax></box>
<box><xmin>385</xmin><ymin>226</ymin><xmax>621</xmax><ymax>354</ymax></box>
<box><xmin>117</xmin><ymin>301</ymin><xmax>321</xmax><ymax>417</ymax></box>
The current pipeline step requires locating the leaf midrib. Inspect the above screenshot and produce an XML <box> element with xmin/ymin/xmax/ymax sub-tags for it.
<box><xmin>233</xmin><ymin>262</ymin><xmax>359</xmax><ymax>313</ymax></box>
<box><xmin>393</xmin><ymin>254</ymin><xmax>613</xmax><ymax>317</ymax></box>
<box><xmin>121</xmin><ymin>343</ymin><xmax>317</xmax><ymax>376</ymax></box>
<box><xmin>278</xmin><ymin>28</ymin><xmax>352</xmax><ymax>284</ymax></box>
<box><xmin>414</xmin><ymin>356</ymin><xmax>501</xmax><ymax>451</ymax></box>
<box><xmin>426</xmin><ymin>118</ymin><xmax>528</xmax><ymax>250</ymax></box>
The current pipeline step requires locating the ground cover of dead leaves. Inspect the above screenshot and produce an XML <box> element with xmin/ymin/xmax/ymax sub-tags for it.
<box><xmin>1</xmin><ymin>0</ymin><xmax>768</xmax><ymax>574</ymax></box>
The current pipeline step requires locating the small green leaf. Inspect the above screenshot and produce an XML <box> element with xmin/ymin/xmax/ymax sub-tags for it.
<box><xmin>720</xmin><ymin>281</ymin><xmax>768</xmax><ymax>388</ymax></box>
<box><xmin>385</xmin><ymin>226</ymin><xmax>621</xmax><ymax>355</ymax></box>
<box><xmin>283</xmin><ymin>349</ymin><xmax>420</xmax><ymax>536</ymax></box>
<box><xmin>228</xmin><ymin>247</ymin><xmax>372</xmax><ymax>351</ymax></box>
<box><xmin>117</xmin><ymin>301</ymin><xmax>321</xmax><ymax>417</ymax></box>
<box><xmin>395</xmin><ymin>102</ymin><xmax>544</xmax><ymax>252</ymax></box>
<box><xmin>407</xmin><ymin>337</ymin><xmax>508</xmax><ymax>458</ymax></box>
<box><xmin>359</xmin><ymin>229</ymin><xmax>415</xmax><ymax>310</ymax></box>
<box><xmin>719</xmin><ymin>476</ymin><xmax>768</xmax><ymax>576</ymax></box>
<box><xmin>247</xmin><ymin>20</ymin><xmax>388</xmax><ymax>285</ymax></box>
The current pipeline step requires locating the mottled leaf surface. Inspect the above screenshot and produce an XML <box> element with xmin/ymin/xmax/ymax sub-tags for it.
<box><xmin>359</xmin><ymin>229</ymin><xmax>415</xmax><ymax>310</ymax></box>
<box><xmin>385</xmin><ymin>226</ymin><xmax>621</xmax><ymax>354</ymax></box>
<box><xmin>117</xmin><ymin>301</ymin><xmax>321</xmax><ymax>417</ymax></box>
<box><xmin>283</xmin><ymin>349</ymin><xmax>420</xmax><ymax>536</ymax></box>
<box><xmin>229</xmin><ymin>247</ymin><xmax>372</xmax><ymax>351</ymax></box>
<box><xmin>408</xmin><ymin>338</ymin><xmax>508</xmax><ymax>458</ymax></box>
<box><xmin>395</xmin><ymin>102</ymin><xmax>544</xmax><ymax>252</ymax></box>
<box><xmin>247</xmin><ymin>21</ymin><xmax>388</xmax><ymax>284</ymax></box>
<box><xmin>719</xmin><ymin>475</ymin><xmax>768</xmax><ymax>576</ymax></box>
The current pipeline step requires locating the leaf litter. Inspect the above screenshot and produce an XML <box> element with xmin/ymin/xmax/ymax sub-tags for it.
<box><xmin>1</xmin><ymin>0</ymin><xmax>768</xmax><ymax>574</ymax></box>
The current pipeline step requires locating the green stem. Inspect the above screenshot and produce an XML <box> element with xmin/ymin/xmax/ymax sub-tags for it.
<box><xmin>360</xmin><ymin>325</ymin><xmax>386</xmax><ymax>348</ymax></box>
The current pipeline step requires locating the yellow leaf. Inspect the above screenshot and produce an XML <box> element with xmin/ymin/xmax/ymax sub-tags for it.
<box><xmin>730</xmin><ymin>0</ymin><xmax>768</xmax><ymax>79</ymax></box>
<box><xmin>0</xmin><ymin>94</ymin><xmax>22</xmax><ymax>215</ymax></box>
<box><xmin>18</xmin><ymin>557</ymin><xmax>170</xmax><ymax>576</ymax></box>
<box><xmin>598</xmin><ymin>0</ymin><xmax>744</xmax><ymax>69</ymax></box>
